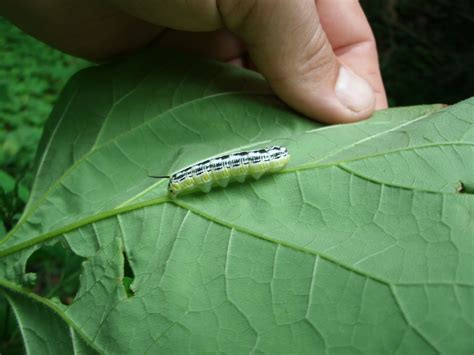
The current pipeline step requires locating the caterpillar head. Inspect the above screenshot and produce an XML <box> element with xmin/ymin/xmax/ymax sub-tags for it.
<box><xmin>168</xmin><ymin>181</ymin><xmax>180</xmax><ymax>198</ymax></box>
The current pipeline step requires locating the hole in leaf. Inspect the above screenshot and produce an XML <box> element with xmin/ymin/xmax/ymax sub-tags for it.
<box><xmin>25</xmin><ymin>243</ymin><xmax>83</xmax><ymax>305</ymax></box>
<box><xmin>122</xmin><ymin>251</ymin><xmax>135</xmax><ymax>298</ymax></box>
<box><xmin>456</xmin><ymin>181</ymin><xmax>473</xmax><ymax>194</ymax></box>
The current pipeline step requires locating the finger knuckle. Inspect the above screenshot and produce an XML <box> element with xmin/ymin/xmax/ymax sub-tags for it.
<box><xmin>298</xmin><ymin>24</ymin><xmax>336</xmax><ymax>78</ymax></box>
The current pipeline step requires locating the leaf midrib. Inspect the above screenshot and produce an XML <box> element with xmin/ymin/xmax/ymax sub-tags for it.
<box><xmin>2</xmin><ymin>141</ymin><xmax>472</xmax><ymax>255</ymax></box>
<box><xmin>0</xmin><ymin>158</ymin><xmax>471</xmax><ymax>273</ymax></box>
<box><xmin>286</xmin><ymin>142</ymin><xmax>474</xmax><ymax>173</ymax></box>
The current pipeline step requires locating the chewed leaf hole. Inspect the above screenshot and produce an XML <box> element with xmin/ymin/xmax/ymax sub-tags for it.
<box><xmin>122</xmin><ymin>251</ymin><xmax>135</xmax><ymax>298</ymax></box>
<box><xmin>25</xmin><ymin>244</ymin><xmax>83</xmax><ymax>305</ymax></box>
<box><xmin>457</xmin><ymin>181</ymin><xmax>473</xmax><ymax>194</ymax></box>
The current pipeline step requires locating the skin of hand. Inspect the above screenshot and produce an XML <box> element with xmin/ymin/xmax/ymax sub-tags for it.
<box><xmin>1</xmin><ymin>0</ymin><xmax>387</xmax><ymax>124</ymax></box>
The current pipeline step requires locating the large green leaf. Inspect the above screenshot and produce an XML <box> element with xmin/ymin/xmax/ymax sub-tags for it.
<box><xmin>1</xmin><ymin>49</ymin><xmax>473</xmax><ymax>354</ymax></box>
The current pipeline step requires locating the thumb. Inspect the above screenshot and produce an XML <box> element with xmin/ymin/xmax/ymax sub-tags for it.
<box><xmin>218</xmin><ymin>0</ymin><xmax>376</xmax><ymax>123</ymax></box>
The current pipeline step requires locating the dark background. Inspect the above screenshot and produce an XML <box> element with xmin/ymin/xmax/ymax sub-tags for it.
<box><xmin>0</xmin><ymin>2</ymin><xmax>473</xmax><ymax>351</ymax></box>
<box><xmin>361</xmin><ymin>0</ymin><xmax>473</xmax><ymax>106</ymax></box>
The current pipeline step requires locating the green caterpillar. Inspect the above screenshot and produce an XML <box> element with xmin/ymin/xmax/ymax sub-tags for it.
<box><xmin>151</xmin><ymin>146</ymin><xmax>290</xmax><ymax>198</ymax></box>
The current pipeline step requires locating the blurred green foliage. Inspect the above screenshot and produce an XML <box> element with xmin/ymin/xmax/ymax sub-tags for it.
<box><xmin>0</xmin><ymin>17</ymin><xmax>88</xmax><ymax>233</ymax></box>
<box><xmin>0</xmin><ymin>170</ymin><xmax>28</xmax><ymax>235</ymax></box>
<box><xmin>0</xmin><ymin>18</ymin><xmax>87</xmax><ymax>177</ymax></box>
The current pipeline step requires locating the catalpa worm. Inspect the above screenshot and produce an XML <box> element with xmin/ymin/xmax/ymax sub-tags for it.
<box><xmin>150</xmin><ymin>146</ymin><xmax>290</xmax><ymax>198</ymax></box>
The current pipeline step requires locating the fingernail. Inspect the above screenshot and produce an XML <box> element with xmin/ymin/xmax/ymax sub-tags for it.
<box><xmin>335</xmin><ymin>66</ymin><xmax>375</xmax><ymax>113</ymax></box>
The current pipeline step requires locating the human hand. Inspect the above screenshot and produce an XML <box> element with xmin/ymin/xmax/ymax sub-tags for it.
<box><xmin>2</xmin><ymin>0</ymin><xmax>387</xmax><ymax>123</ymax></box>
